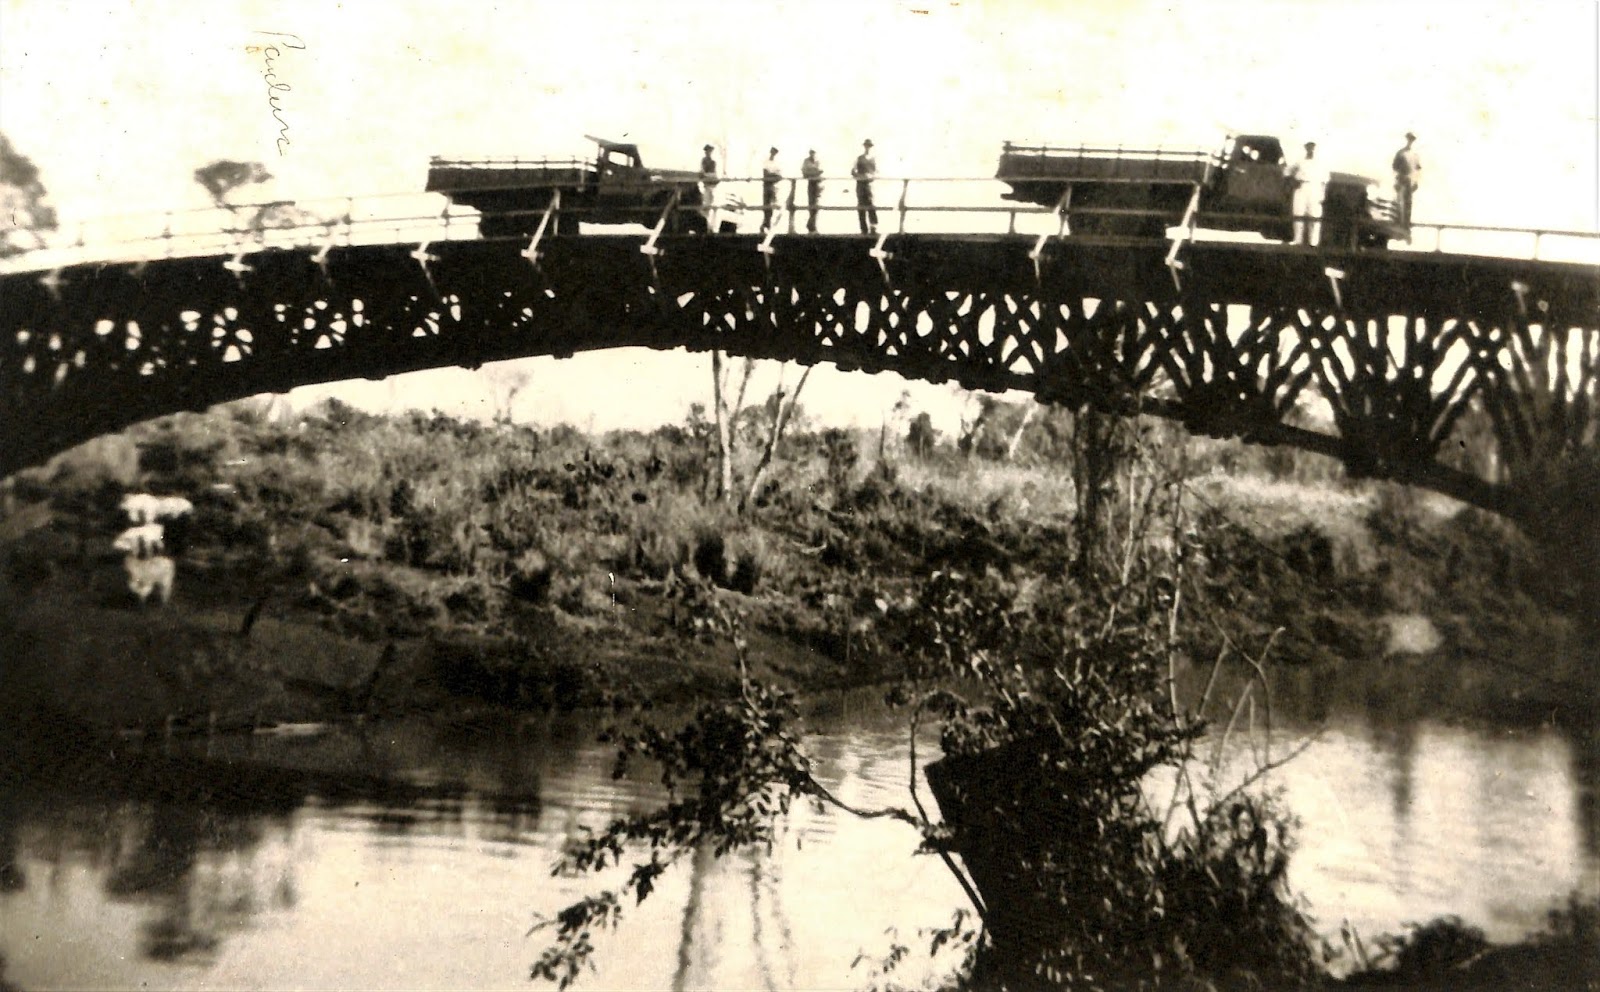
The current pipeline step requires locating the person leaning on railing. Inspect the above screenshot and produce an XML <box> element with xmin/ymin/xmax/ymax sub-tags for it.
<box><xmin>801</xmin><ymin>150</ymin><xmax>823</xmax><ymax>233</ymax></box>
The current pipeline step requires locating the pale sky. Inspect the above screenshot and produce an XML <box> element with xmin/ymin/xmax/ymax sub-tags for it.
<box><xmin>3</xmin><ymin>0</ymin><xmax>1597</xmax><ymax>432</ymax></box>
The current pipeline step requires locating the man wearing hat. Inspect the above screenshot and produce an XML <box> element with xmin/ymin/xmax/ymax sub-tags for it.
<box><xmin>850</xmin><ymin>139</ymin><xmax>879</xmax><ymax>235</ymax></box>
<box><xmin>801</xmin><ymin>149</ymin><xmax>824</xmax><ymax>233</ymax></box>
<box><xmin>761</xmin><ymin>147</ymin><xmax>783</xmax><ymax>233</ymax></box>
<box><xmin>1285</xmin><ymin>140</ymin><xmax>1327</xmax><ymax>246</ymax></box>
<box><xmin>700</xmin><ymin>144</ymin><xmax>720</xmax><ymax>231</ymax></box>
<box><xmin>1392</xmin><ymin>131</ymin><xmax>1421</xmax><ymax>232</ymax></box>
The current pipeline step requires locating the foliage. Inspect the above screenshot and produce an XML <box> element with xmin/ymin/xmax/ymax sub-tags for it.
<box><xmin>0</xmin><ymin>132</ymin><xmax>57</xmax><ymax>256</ymax></box>
<box><xmin>533</xmin><ymin>494</ymin><xmax>1324</xmax><ymax>990</ymax></box>
<box><xmin>1344</xmin><ymin>894</ymin><xmax>1600</xmax><ymax>989</ymax></box>
<box><xmin>530</xmin><ymin>597</ymin><xmax>840</xmax><ymax>988</ymax></box>
<box><xmin>907</xmin><ymin>412</ymin><xmax>939</xmax><ymax>459</ymax></box>
<box><xmin>899</xmin><ymin>566</ymin><xmax>1321</xmax><ymax>990</ymax></box>
<box><xmin>193</xmin><ymin>159</ymin><xmax>273</xmax><ymax>206</ymax></box>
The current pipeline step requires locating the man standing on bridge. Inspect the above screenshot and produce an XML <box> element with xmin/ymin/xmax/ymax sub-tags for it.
<box><xmin>761</xmin><ymin>147</ymin><xmax>783</xmax><ymax>233</ymax></box>
<box><xmin>852</xmin><ymin>139</ymin><xmax>879</xmax><ymax>235</ymax></box>
<box><xmin>701</xmin><ymin>144</ymin><xmax>720</xmax><ymax>232</ymax></box>
<box><xmin>1392</xmin><ymin>131</ymin><xmax>1421</xmax><ymax>235</ymax></box>
<box><xmin>801</xmin><ymin>149</ymin><xmax>823</xmax><ymax>233</ymax></box>
<box><xmin>1286</xmin><ymin>140</ymin><xmax>1327</xmax><ymax>246</ymax></box>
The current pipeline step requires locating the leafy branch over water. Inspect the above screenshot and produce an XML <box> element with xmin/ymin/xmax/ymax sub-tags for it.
<box><xmin>531</xmin><ymin>456</ymin><xmax>1327</xmax><ymax>990</ymax></box>
<box><xmin>530</xmin><ymin>592</ymin><xmax>923</xmax><ymax>988</ymax></box>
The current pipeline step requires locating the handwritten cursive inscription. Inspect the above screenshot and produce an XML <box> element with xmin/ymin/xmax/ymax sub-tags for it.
<box><xmin>245</xmin><ymin>31</ymin><xmax>305</xmax><ymax>157</ymax></box>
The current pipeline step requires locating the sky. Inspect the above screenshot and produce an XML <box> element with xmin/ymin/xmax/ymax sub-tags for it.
<box><xmin>3</xmin><ymin>0</ymin><xmax>1597</xmax><ymax>433</ymax></box>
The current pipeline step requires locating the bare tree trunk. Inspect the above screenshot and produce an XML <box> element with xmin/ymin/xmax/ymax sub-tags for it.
<box><xmin>729</xmin><ymin>358</ymin><xmax>755</xmax><ymax>426</ymax></box>
<box><xmin>711</xmin><ymin>351</ymin><xmax>734</xmax><ymax>502</ymax></box>
<box><xmin>740</xmin><ymin>366</ymin><xmax>812</xmax><ymax>512</ymax></box>
<box><xmin>1006</xmin><ymin>403</ymin><xmax>1039</xmax><ymax>461</ymax></box>
<box><xmin>1070</xmin><ymin>405</ymin><xmax>1133</xmax><ymax>582</ymax></box>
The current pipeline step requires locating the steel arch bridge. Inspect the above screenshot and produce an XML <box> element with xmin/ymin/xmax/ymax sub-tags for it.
<box><xmin>3</xmin><ymin>221</ymin><xmax>1599</xmax><ymax>538</ymax></box>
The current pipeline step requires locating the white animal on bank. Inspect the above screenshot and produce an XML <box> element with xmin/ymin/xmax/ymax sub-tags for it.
<box><xmin>124</xmin><ymin>555</ymin><xmax>175</xmax><ymax>606</ymax></box>
<box><xmin>113</xmin><ymin>523</ymin><xmax>165</xmax><ymax>558</ymax></box>
<box><xmin>120</xmin><ymin>493</ymin><xmax>193</xmax><ymax>525</ymax></box>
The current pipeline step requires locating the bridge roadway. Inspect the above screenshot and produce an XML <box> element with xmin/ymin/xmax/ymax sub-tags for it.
<box><xmin>2</xmin><ymin>230</ymin><xmax>1598</xmax><ymax>531</ymax></box>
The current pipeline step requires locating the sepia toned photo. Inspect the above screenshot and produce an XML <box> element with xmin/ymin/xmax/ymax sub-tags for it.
<box><xmin>1</xmin><ymin>1</ymin><xmax>1597</xmax><ymax>988</ymax></box>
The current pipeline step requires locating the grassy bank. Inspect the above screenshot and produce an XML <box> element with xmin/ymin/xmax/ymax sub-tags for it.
<box><xmin>0</xmin><ymin>398</ymin><xmax>1587</xmax><ymax>736</ymax></box>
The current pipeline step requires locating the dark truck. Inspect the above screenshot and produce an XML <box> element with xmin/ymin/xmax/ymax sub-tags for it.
<box><xmin>426</xmin><ymin>135</ymin><xmax>709</xmax><ymax>238</ymax></box>
<box><xmin>997</xmin><ymin>134</ymin><xmax>1406</xmax><ymax>248</ymax></box>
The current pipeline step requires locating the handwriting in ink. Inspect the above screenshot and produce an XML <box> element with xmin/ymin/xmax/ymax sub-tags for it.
<box><xmin>246</xmin><ymin>31</ymin><xmax>306</xmax><ymax>157</ymax></box>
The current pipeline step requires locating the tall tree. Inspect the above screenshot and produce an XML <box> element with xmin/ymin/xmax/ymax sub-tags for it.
<box><xmin>740</xmin><ymin>367</ymin><xmax>812</xmax><ymax>512</ymax></box>
<box><xmin>709</xmin><ymin>354</ymin><xmax>757</xmax><ymax>503</ymax></box>
<box><xmin>0</xmin><ymin>133</ymin><xmax>57</xmax><ymax>256</ymax></box>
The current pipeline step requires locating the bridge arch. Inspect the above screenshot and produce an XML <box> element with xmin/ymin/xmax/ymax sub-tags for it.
<box><xmin>3</xmin><ymin>233</ymin><xmax>1598</xmax><ymax>533</ymax></box>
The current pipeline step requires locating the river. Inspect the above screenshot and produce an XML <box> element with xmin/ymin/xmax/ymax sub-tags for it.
<box><xmin>1</xmin><ymin>699</ymin><xmax>1595</xmax><ymax>990</ymax></box>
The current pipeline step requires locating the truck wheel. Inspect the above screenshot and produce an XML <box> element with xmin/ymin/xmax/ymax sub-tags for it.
<box><xmin>556</xmin><ymin>211</ymin><xmax>581</xmax><ymax>236</ymax></box>
<box><xmin>1357</xmin><ymin>228</ymin><xmax>1389</xmax><ymax>250</ymax></box>
<box><xmin>1320</xmin><ymin>216</ymin><xmax>1356</xmax><ymax>252</ymax></box>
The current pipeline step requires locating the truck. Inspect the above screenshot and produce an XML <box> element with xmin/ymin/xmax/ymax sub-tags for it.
<box><xmin>426</xmin><ymin>135</ymin><xmax>710</xmax><ymax>238</ymax></box>
<box><xmin>996</xmin><ymin>134</ymin><xmax>1407</xmax><ymax>249</ymax></box>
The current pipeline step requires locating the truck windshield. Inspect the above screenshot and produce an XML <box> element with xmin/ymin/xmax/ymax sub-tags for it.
<box><xmin>1233</xmin><ymin>137</ymin><xmax>1285</xmax><ymax>166</ymax></box>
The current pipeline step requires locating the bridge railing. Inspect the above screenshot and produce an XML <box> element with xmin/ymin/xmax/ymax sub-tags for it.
<box><xmin>3</xmin><ymin>175</ymin><xmax>1598</xmax><ymax>273</ymax></box>
<box><xmin>1399</xmin><ymin>221</ymin><xmax>1600</xmax><ymax>264</ymax></box>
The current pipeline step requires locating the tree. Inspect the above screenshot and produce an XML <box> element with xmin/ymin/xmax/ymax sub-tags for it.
<box><xmin>193</xmin><ymin>159</ymin><xmax>273</xmax><ymax>207</ymax></box>
<box><xmin>1069</xmin><ymin>404</ymin><xmax>1145</xmax><ymax>582</ymax></box>
<box><xmin>907</xmin><ymin>412</ymin><xmax>938</xmax><ymax>459</ymax></box>
<box><xmin>704</xmin><ymin>355</ymin><xmax>810</xmax><ymax>512</ymax></box>
<box><xmin>532</xmin><ymin>539</ymin><xmax>1321</xmax><ymax>991</ymax></box>
<box><xmin>1005</xmin><ymin>402</ymin><xmax>1039</xmax><ymax>461</ymax></box>
<box><xmin>483</xmin><ymin>364</ymin><xmax>534</xmax><ymax>426</ymax></box>
<box><xmin>739</xmin><ymin>370</ymin><xmax>811</xmax><ymax>512</ymax></box>
<box><xmin>0</xmin><ymin>133</ymin><xmax>57</xmax><ymax>256</ymax></box>
<box><xmin>193</xmin><ymin>158</ymin><xmax>327</xmax><ymax>240</ymax></box>
<box><xmin>880</xmin><ymin>390</ymin><xmax>913</xmax><ymax>462</ymax></box>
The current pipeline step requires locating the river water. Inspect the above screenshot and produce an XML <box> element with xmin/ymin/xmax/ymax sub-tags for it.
<box><xmin>1</xmin><ymin>699</ymin><xmax>1595</xmax><ymax>991</ymax></box>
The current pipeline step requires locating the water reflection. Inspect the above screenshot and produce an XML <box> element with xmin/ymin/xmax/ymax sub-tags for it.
<box><xmin>0</xmin><ymin>799</ymin><xmax>24</xmax><ymax>895</ymax></box>
<box><xmin>0</xmin><ymin>711</ymin><xmax>1594</xmax><ymax>990</ymax></box>
<box><xmin>0</xmin><ymin>721</ymin><xmax>546</xmax><ymax>981</ymax></box>
<box><xmin>1573</xmin><ymin>731</ymin><xmax>1600</xmax><ymax>865</ymax></box>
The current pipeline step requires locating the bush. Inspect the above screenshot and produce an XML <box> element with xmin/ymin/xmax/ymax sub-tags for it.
<box><xmin>535</xmin><ymin>560</ymin><xmax>1322</xmax><ymax>991</ymax></box>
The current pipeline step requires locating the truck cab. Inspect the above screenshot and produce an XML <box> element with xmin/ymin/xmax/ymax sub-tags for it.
<box><xmin>581</xmin><ymin>135</ymin><xmax>706</xmax><ymax>229</ymax></box>
<box><xmin>1216</xmin><ymin>135</ymin><xmax>1290</xmax><ymax>212</ymax></box>
<box><xmin>587</xmin><ymin>136</ymin><xmax>646</xmax><ymax>199</ymax></box>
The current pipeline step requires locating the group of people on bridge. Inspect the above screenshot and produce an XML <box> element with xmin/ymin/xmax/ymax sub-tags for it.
<box><xmin>699</xmin><ymin>139</ymin><xmax>882</xmax><ymax>236</ymax></box>
<box><xmin>1286</xmin><ymin>131</ymin><xmax>1421</xmax><ymax>246</ymax></box>
<box><xmin>696</xmin><ymin>130</ymin><xmax>1420</xmax><ymax>245</ymax></box>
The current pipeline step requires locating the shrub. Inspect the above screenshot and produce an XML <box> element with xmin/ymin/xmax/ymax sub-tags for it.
<box><xmin>535</xmin><ymin>558</ymin><xmax>1322</xmax><ymax>991</ymax></box>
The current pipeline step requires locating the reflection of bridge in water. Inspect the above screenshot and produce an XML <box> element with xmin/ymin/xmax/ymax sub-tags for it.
<box><xmin>2</xmin><ymin>185</ymin><xmax>1598</xmax><ymax>540</ymax></box>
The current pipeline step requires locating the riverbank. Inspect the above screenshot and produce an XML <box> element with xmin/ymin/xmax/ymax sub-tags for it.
<box><xmin>1</xmin><ymin>400</ymin><xmax>1596</xmax><ymax>991</ymax></box>
<box><xmin>0</xmin><ymin>400</ymin><xmax>1590</xmax><ymax>740</ymax></box>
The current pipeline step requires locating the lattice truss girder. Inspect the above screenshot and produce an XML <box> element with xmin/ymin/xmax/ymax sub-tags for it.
<box><xmin>1</xmin><ymin>242</ymin><xmax>1596</xmax><ymax>510</ymax></box>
